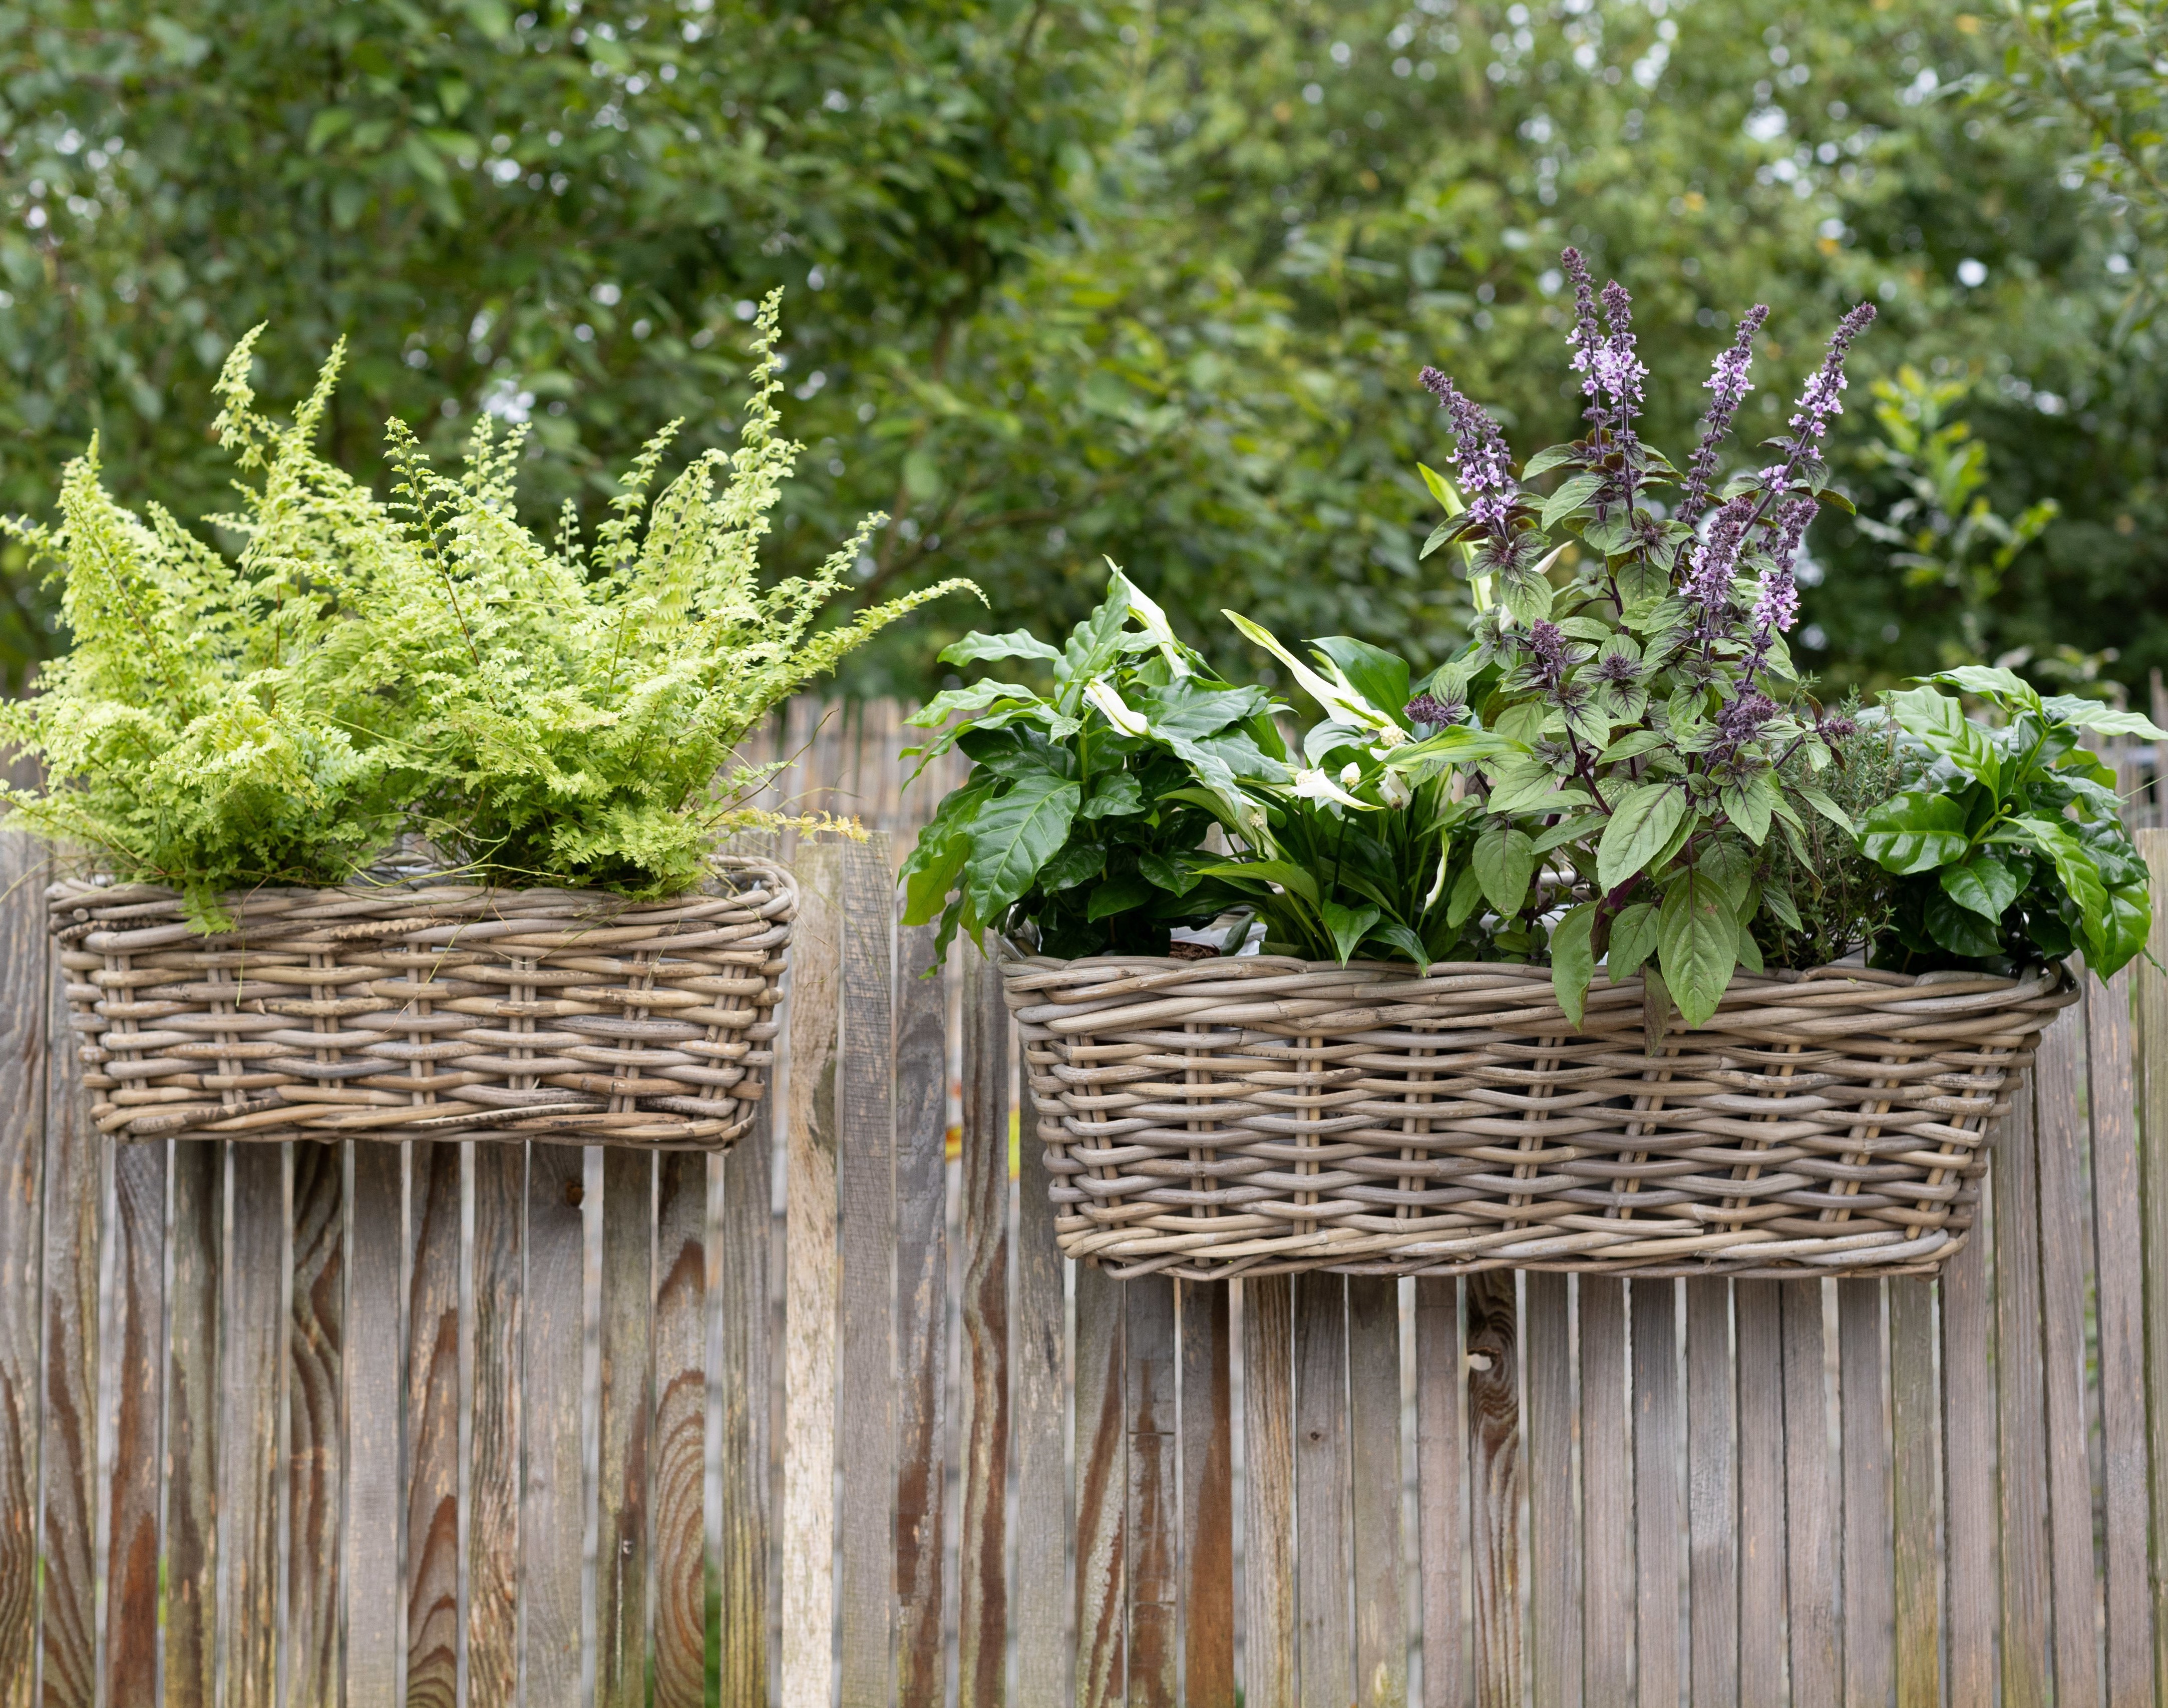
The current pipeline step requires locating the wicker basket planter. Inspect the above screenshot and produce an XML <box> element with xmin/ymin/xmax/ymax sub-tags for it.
<box><xmin>1003</xmin><ymin>952</ymin><xmax>2077</xmax><ymax>1280</ymax></box>
<box><xmin>50</xmin><ymin>857</ymin><xmax>796</xmax><ymax>1149</ymax></box>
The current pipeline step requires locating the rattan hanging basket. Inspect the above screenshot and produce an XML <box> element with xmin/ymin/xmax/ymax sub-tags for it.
<box><xmin>49</xmin><ymin>856</ymin><xmax>795</xmax><ymax>1149</ymax></box>
<box><xmin>1002</xmin><ymin>951</ymin><xmax>2077</xmax><ymax>1280</ymax></box>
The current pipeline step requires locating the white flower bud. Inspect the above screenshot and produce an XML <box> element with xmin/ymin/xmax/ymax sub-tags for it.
<box><xmin>1339</xmin><ymin>761</ymin><xmax>1362</xmax><ymax>789</ymax></box>
<box><xmin>1379</xmin><ymin>768</ymin><xmax>1413</xmax><ymax>809</ymax></box>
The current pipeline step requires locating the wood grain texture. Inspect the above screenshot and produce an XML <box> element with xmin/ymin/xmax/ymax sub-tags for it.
<box><xmin>1126</xmin><ymin>1277</ymin><xmax>1178</xmax><ymax>1708</ymax></box>
<box><xmin>1887</xmin><ymin>1280</ymin><xmax>1940</xmax><ymax>1708</ymax></box>
<box><xmin>1464</xmin><ymin>1271</ymin><xmax>1520</xmax><ymax>1708</ymax></box>
<box><xmin>522</xmin><ymin>1142</ymin><xmax>588</xmax><ymax>1705</ymax></box>
<box><xmin>2086</xmin><ymin>969</ymin><xmax>2152</xmax><ymax>1708</ymax></box>
<box><xmin>103</xmin><ymin>1140</ymin><xmax>165</xmax><ymax>1708</ymax></box>
<box><xmin>1295</xmin><ymin>1274</ymin><xmax>1353</xmax><ymax>1708</ymax></box>
<box><xmin>2139</xmin><ymin>831</ymin><xmax>2168</xmax><ymax>1703</ymax></box>
<box><xmin>959</xmin><ymin>948</ymin><xmax>1012</xmax><ymax>1708</ymax></box>
<box><xmin>1837</xmin><ymin>1280</ymin><xmax>1891</xmax><ymax>1708</ymax></box>
<box><xmin>1525</xmin><ymin>1271</ymin><xmax>1577</xmax><ymax>1708</ymax></box>
<box><xmin>837</xmin><ymin>835</ymin><xmax>895</xmax><ymax>1708</ymax></box>
<box><xmin>597</xmin><ymin>1148</ymin><xmax>654</xmax><ymax>1708</ymax></box>
<box><xmin>1415</xmin><ymin>1280</ymin><xmax>1467</xmax><ymax>1708</ymax></box>
<box><xmin>345</xmin><ymin>1143</ymin><xmax>404</xmax><ymax>1706</ymax></box>
<box><xmin>0</xmin><ymin>833</ymin><xmax>44</xmax><ymax>1708</ymax></box>
<box><xmin>284</xmin><ymin>1141</ymin><xmax>342</xmax><ymax>1708</ymax></box>
<box><xmin>218</xmin><ymin>1143</ymin><xmax>284</xmax><ymax>1708</ymax></box>
<box><xmin>890</xmin><ymin>926</ymin><xmax>948</xmax><ymax>1708</ymax></box>
<box><xmin>1179</xmin><ymin>1282</ymin><xmax>1236</xmax><ymax>1708</ymax></box>
<box><xmin>1015</xmin><ymin>977</ymin><xmax>1068</xmax><ymax>1708</ymax></box>
<box><xmin>1243</xmin><ymin>1274</ymin><xmax>1297</xmax><ymax>1708</ymax></box>
<box><xmin>1347</xmin><ymin>1275</ymin><xmax>1407</xmax><ymax>1708</ymax></box>
<box><xmin>1940</xmin><ymin>1178</ymin><xmax>1998</xmax><ymax>1708</ymax></box>
<box><xmin>1779</xmin><ymin>1284</ymin><xmax>1838</xmax><ymax>1708</ymax></box>
<box><xmin>467</xmin><ymin>1143</ymin><xmax>525</xmax><ymax>1708</ymax></box>
<box><xmin>782</xmin><ymin>840</ymin><xmax>842</xmax><ymax>1708</ymax></box>
<box><xmin>1683</xmin><ymin>1280</ymin><xmax>1735</xmax><ymax>1708</ymax></box>
<box><xmin>2022</xmin><ymin>1019</ymin><xmax>2091</xmax><ymax>1708</ymax></box>
<box><xmin>1631</xmin><ymin>1279</ymin><xmax>1680</xmax><ymax>1708</ymax></box>
<box><xmin>1074</xmin><ymin>1259</ymin><xmax>1126</xmax><ymax>1708</ymax></box>
<box><xmin>653</xmin><ymin>1151</ymin><xmax>708</xmax><ymax>1708</ymax></box>
<box><xmin>1579</xmin><ymin>1278</ymin><xmax>1630</xmax><ymax>1706</ymax></box>
<box><xmin>166</xmin><ymin>1141</ymin><xmax>220</xmax><ymax>1708</ymax></box>
<box><xmin>716</xmin><ymin>986</ymin><xmax>775</xmax><ymax>1708</ymax></box>
<box><xmin>405</xmin><ymin>1141</ymin><xmax>463</xmax><ymax>1708</ymax></box>
<box><xmin>1733</xmin><ymin>1282</ymin><xmax>1784</xmax><ymax>1708</ymax></box>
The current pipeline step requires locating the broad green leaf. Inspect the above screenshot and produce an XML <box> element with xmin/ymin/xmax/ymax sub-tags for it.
<box><xmin>1920</xmin><ymin>665</ymin><xmax>2039</xmax><ymax>709</ymax></box>
<box><xmin>1473</xmin><ymin>820</ymin><xmax>1537</xmax><ymax>917</ymax></box>
<box><xmin>1136</xmin><ymin>850</ymin><xmax>1197</xmax><ymax>895</ymax></box>
<box><xmin>1079</xmin><ymin>770</ymin><xmax>1145</xmax><ymax>819</ymax></box>
<box><xmin>1721</xmin><ymin>770</ymin><xmax>1781</xmax><ymax>846</ymax></box>
<box><xmin>1519</xmin><ymin>445</ymin><xmax>1581</xmax><ymax>479</ymax></box>
<box><xmin>1597</xmin><ymin>781</ymin><xmax>1686</xmax><ymax>894</ymax></box>
<box><xmin>1498</xmin><ymin>564</ymin><xmax>1556</xmax><ymax>625</ymax></box>
<box><xmin>1794</xmin><ymin>783</ymin><xmax>1856</xmax><ymax>835</ymax></box>
<box><xmin>2006</xmin><ymin>815</ymin><xmax>2111</xmax><ymax>957</ymax></box>
<box><xmin>1321</xmin><ymin>899</ymin><xmax>1383</xmax><ymax>965</ymax></box>
<box><xmin>1925</xmin><ymin>887</ymin><xmax>2004</xmax><ymax>956</ymax></box>
<box><xmin>2094</xmin><ymin>883</ymin><xmax>2153</xmax><ymax>979</ymax></box>
<box><xmin>1599</xmin><ymin>728</ymin><xmax>1667</xmax><ymax>764</ymax></box>
<box><xmin>1086</xmin><ymin>875</ymin><xmax>1154</xmax><ymax>921</ymax></box>
<box><xmin>1447</xmin><ymin>861</ymin><xmax>1486</xmax><ymax>929</ymax></box>
<box><xmin>1890</xmin><ymin>685</ymin><xmax>2000</xmax><ymax>792</ymax></box>
<box><xmin>1605</xmin><ymin>902</ymin><xmax>1660</xmax><ymax>982</ymax></box>
<box><xmin>1418</xmin><ymin>462</ymin><xmax>1467</xmax><ymax>511</ymax></box>
<box><xmin>2039</xmin><ymin>695</ymin><xmax>2168</xmax><ymax>741</ymax></box>
<box><xmin>1550</xmin><ymin>903</ymin><xmax>1598</xmax><ymax>1028</ymax></box>
<box><xmin>962</xmin><ymin>772</ymin><xmax>1080</xmax><ymax>923</ymax></box>
<box><xmin>1760</xmin><ymin>885</ymin><xmax>1802</xmax><ymax>931</ymax></box>
<box><xmin>898</xmin><ymin>777</ymin><xmax>995</xmax><ymax>925</ymax></box>
<box><xmin>1367</xmin><ymin>919</ymin><xmax>1432</xmax><ymax>969</ymax></box>
<box><xmin>1384</xmin><ymin>725</ymin><xmax>1524</xmax><ymax>769</ymax></box>
<box><xmin>1861</xmin><ymin>792</ymin><xmax>1971</xmax><ymax>875</ymax></box>
<box><xmin>1658</xmin><ymin>871</ymin><xmax>1739</xmax><ymax>1029</ymax></box>
<box><xmin>1038</xmin><ymin>843</ymin><xmax>1105</xmax><ymax>893</ymax></box>
<box><xmin>908</xmin><ymin>680</ymin><xmax>1044</xmax><ymax>724</ymax></box>
<box><xmin>1541</xmin><ymin>469</ymin><xmax>1607</xmax><ymax>528</ymax></box>
<box><xmin>1940</xmin><ymin>852</ymin><xmax>2021</xmax><ymax>921</ymax></box>
<box><xmin>1194</xmin><ymin>859</ymin><xmax>1320</xmax><ymax>905</ymax></box>
<box><xmin>1309</xmin><ymin>637</ymin><xmax>1410</xmax><ymax>725</ymax></box>
<box><xmin>1488</xmin><ymin>757</ymin><xmax>1580</xmax><ymax>816</ymax></box>
<box><xmin>938</xmin><ymin>629</ymin><xmax>1063</xmax><ymax>667</ymax></box>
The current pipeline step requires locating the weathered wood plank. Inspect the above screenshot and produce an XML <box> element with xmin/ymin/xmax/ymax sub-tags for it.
<box><xmin>2030</xmin><ymin>1014</ymin><xmax>2097</xmax><ymax>1708</ymax></box>
<box><xmin>1015</xmin><ymin>981</ymin><xmax>1067</xmax><ymax>1708</ymax></box>
<box><xmin>1684</xmin><ymin>1279</ymin><xmax>1735</xmax><ymax>1708</ymax></box>
<box><xmin>1243</xmin><ymin>1274</ymin><xmax>1297</xmax><ymax>1708</ymax></box>
<box><xmin>1780</xmin><ymin>1283</ymin><xmax>1838</xmax><ymax>1708</ymax></box>
<box><xmin>597</xmin><ymin>1147</ymin><xmax>654</xmax><ymax>1708</ymax></box>
<box><xmin>1415</xmin><ymin>1279</ymin><xmax>1466</xmax><ymax>1708</ymax></box>
<box><xmin>0</xmin><ymin>833</ymin><xmax>44</xmax><ymax>1708</ymax></box>
<box><xmin>959</xmin><ymin>947</ymin><xmax>1012</xmax><ymax>1708</ymax></box>
<box><xmin>1465</xmin><ymin>1271</ymin><xmax>1520</xmax><ymax>1708</ymax></box>
<box><xmin>1525</xmin><ymin>1270</ymin><xmax>1577</xmax><ymax>1708</ymax></box>
<box><xmin>1631</xmin><ymin>1278</ymin><xmax>1680</xmax><ymax>1708</ymax></box>
<box><xmin>345</xmin><ymin>1143</ymin><xmax>404</xmax><ymax>1705</ymax></box>
<box><xmin>522</xmin><ymin>1142</ymin><xmax>588</xmax><ymax>1704</ymax></box>
<box><xmin>782</xmin><ymin>841</ymin><xmax>842</xmax><ymax>1708</ymax></box>
<box><xmin>1837</xmin><ymin>1280</ymin><xmax>1892</xmax><ymax>1708</ymax></box>
<box><xmin>1075</xmin><ymin>1259</ymin><xmax>1126</xmax><ymax>1708</ymax></box>
<box><xmin>218</xmin><ymin>1143</ymin><xmax>284</xmax><ymax>1708</ymax></box>
<box><xmin>468</xmin><ymin>1143</ymin><xmax>524</xmax><ymax>1708</ymax></box>
<box><xmin>406</xmin><ymin>1141</ymin><xmax>463</xmax><ymax>1708</ymax></box>
<box><xmin>1579</xmin><ymin>1278</ymin><xmax>1630</xmax><ymax>1705</ymax></box>
<box><xmin>2087</xmin><ymin>968</ymin><xmax>2152</xmax><ymax>1708</ymax></box>
<box><xmin>1127</xmin><ymin>1277</ymin><xmax>1179</xmax><ymax>1708</ymax></box>
<box><xmin>838</xmin><ymin>835</ymin><xmax>896</xmax><ymax>1708</ymax></box>
<box><xmin>1887</xmin><ymin>1280</ymin><xmax>1940</xmax><ymax>1708</ymax></box>
<box><xmin>166</xmin><ymin>1140</ymin><xmax>222</xmax><ymax>1708</ymax></box>
<box><xmin>1733</xmin><ymin>1281</ymin><xmax>1784</xmax><ymax>1708</ymax></box>
<box><xmin>1348</xmin><ymin>1274</ymin><xmax>1406</xmax><ymax>1708</ymax></box>
<box><xmin>1179</xmin><ymin>1281</ymin><xmax>1236</xmax><ymax>1708</ymax></box>
<box><xmin>1296</xmin><ymin>1274</ymin><xmax>1353</xmax><ymax>1708</ymax></box>
<box><xmin>653</xmin><ymin>1152</ymin><xmax>709</xmax><ymax>1708</ymax></box>
<box><xmin>104</xmin><ymin>1140</ymin><xmax>165</xmax><ymax>1708</ymax></box>
<box><xmin>2138</xmin><ymin>830</ymin><xmax>2168</xmax><ymax>1702</ymax></box>
<box><xmin>891</xmin><ymin>926</ymin><xmax>948</xmax><ymax>1708</ymax></box>
<box><xmin>1941</xmin><ymin>1177</ymin><xmax>1998</xmax><ymax>1707</ymax></box>
<box><xmin>284</xmin><ymin>1141</ymin><xmax>342</xmax><ymax>1708</ymax></box>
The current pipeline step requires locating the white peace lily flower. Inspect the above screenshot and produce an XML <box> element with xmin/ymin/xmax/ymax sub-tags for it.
<box><xmin>1339</xmin><ymin>761</ymin><xmax>1362</xmax><ymax>788</ymax></box>
<box><xmin>1373</xmin><ymin>724</ymin><xmax>1409</xmax><ymax>749</ymax></box>
<box><xmin>1379</xmin><ymin>768</ymin><xmax>1413</xmax><ymax>810</ymax></box>
<box><xmin>1082</xmin><ymin>678</ymin><xmax>1148</xmax><ymax>736</ymax></box>
<box><xmin>1223</xmin><ymin>610</ymin><xmax>1394</xmax><ymax>733</ymax></box>
<box><xmin>1293</xmin><ymin>767</ymin><xmax>1373</xmax><ymax>810</ymax></box>
<box><xmin>1111</xmin><ymin>561</ymin><xmax>1192</xmax><ymax>677</ymax></box>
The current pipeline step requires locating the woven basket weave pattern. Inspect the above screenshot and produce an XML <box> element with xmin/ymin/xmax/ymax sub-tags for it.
<box><xmin>1004</xmin><ymin>954</ymin><xmax>2076</xmax><ymax>1280</ymax></box>
<box><xmin>51</xmin><ymin>857</ymin><xmax>795</xmax><ymax>1149</ymax></box>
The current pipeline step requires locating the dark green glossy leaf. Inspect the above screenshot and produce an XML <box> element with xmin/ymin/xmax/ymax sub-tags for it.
<box><xmin>1861</xmin><ymin>792</ymin><xmax>1971</xmax><ymax>875</ymax></box>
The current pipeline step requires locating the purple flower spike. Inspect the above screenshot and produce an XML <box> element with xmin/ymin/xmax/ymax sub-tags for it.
<box><xmin>1751</xmin><ymin>564</ymin><xmax>1799</xmax><ymax>637</ymax></box>
<box><xmin>1419</xmin><ymin>366</ymin><xmax>1518</xmax><ymax>534</ymax></box>
<box><xmin>1404</xmin><ymin>691</ymin><xmax>1466</xmax><ymax>727</ymax></box>
<box><xmin>1679</xmin><ymin>305</ymin><xmax>1770</xmax><ymax>524</ymax></box>
<box><xmin>1772</xmin><ymin>303</ymin><xmax>1877</xmax><ymax>479</ymax></box>
<box><xmin>1686</xmin><ymin>494</ymin><xmax>1753</xmax><ymax>614</ymax></box>
<box><xmin>1526</xmin><ymin>619</ymin><xmax>1571</xmax><ymax>689</ymax></box>
<box><xmin>1563</xmin><ymin>248</ymin><xmax>1603</xmax><ymax>421</ymax></box>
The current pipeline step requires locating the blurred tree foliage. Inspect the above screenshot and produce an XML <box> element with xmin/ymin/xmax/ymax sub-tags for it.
<box><xmin>2</xmin><ymin>0</ymin><xmax>2164</xmax><ymax>698</ymax></box>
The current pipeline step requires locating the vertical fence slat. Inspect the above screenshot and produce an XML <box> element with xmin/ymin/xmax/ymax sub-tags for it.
<box><xmin>0</xmin><ymin>835</ymin><xmax>44</xmax><ymax>1708</ymax></box>
<box><xmin>1348</xmin><ymin>1274</ymin><xmax>1405</xmax><ymax>1708</ymax></box>
<box><xmin>653</xmin><ymin>1152</ymin><xmax>708</xmax><ymax>1708</ymax></box>
<box><xmin>1126</xmin><ymin>1277</ymin><xmax>1178</xmax><ymax>1708</ymax></box>
<box><xmin>104</xmin><ymin>1141</ymin><xmax>164</xmax><ymax>1708</ymax></box>
<box><xmin>2088</xmin><ymin>965</ymin><xmax>2153</xmax><ymax>1708</ymax></box>
<box><xmin>1780</xmin><ymin>1283</ymin><xmax>1838</xmax><ymax>1708</ymax></box>
<box><xmin>405</xmin><ymin>1141</ymin><xmax>462</xmax><ymax>1708</ymax></box>
<box><xmin>522</xmin><ymin>1142</ymin><xmax>588</xmax><ymax>1703</ymax></box>
<box><xmin>891</xmin><ymin>927</ymin><xmax>948</xmax><ymax>1708</ymax></box>
<box><xmin>1416</xmin><ymin>1278</ymin><xmax>1467</xmax><ymax>1708</ymax></box>
<box><xmin>1074</xmin><ymin>1260</ymin><xmax>1126</xmax><ymax>1708</ymax></box>
<box><xmin>1684</xmin><ymin>1279</ymin><xmax>1735</xmax><ymax>1708</ymax></box>
<box><xmin>1295</xmin><ymin>1273</ymin><xmax>1352</xmax><ymax>1708</ymax></box>
<box><xmin>782</xmin><ymin>841</ymin><xmax>842</xmax><ymax>1708</ymax></box>
<box><xmin>1887</xmin><ymin>1280</ymin><xmax>1940</xmax><ymax>1708</ymax></box>
<box><xmin>2139</xmin><ymin>830</ymin><xmax>2168</xmax><ymax>1701</ymax></box>
<box><xmin>345</xmin><ymin>1143</ymin><xmax>403</xmax><ymax>1704</ymax></box>
<box><xmin>1997</xmin><ymin>1080</ymin><xmax>2052</xmax><ymax>1708</ymax></box>
<box><xmin>167</xmin><ymin>1139</ymin><xmax>221</xmax><ymax>1708</ymax></box>
<box><xmin>838</xmin><ymin>837</ymin><xmax>896</xmax><ymax>1708</ymax></box>
<box><xmin>1465</xmin><ymin>1271</ymin><xmax>1519</xmax><ymax>1708</ymax></box>
<box><xmin>959</xmin><ymin>947</ymin><xmax>1011</xmax><ymax>1708</ymax></box>
<box><xmin>1733</xmin><ymin>1280</ymin><xmax>1784</xmax><ymax>1708</ymax></box>
<box><xmin>2034</xmin><ymin>1011</ymin><xmax>2101</xmax><ymax>1708</ymax></box>
<box><xmin>218</xmin><ymin>1143</ymin><xmax>283</xmax><ymax>1708</ymax></box>
<box><xmin>1526</xmin><ymin>1270</ymin><xmax>1577</xmax><ymax>1708</ymax></box>
<box><xmin>716</xmin><ymin>1006</ymin><xmax>774</xmax><ymax>1705</ymax></box>
<box><xmin>283</xmin><ymin>1141</ymin><xmax>342</xmax><ymax>1708</ymax></box>
<box><xmin>1178</xmin><ymin>1282</ymin><xmax>1235</xmax><ymax>1708</ymax></box>
<box><xmin>1015</xmin><ymin>972</ymin><xmax>1068</xmax><ymax>1708</ymax></box>
<box><xmin>468</xmin><ymin>1143</ymin><xmax>524</xmax><ymax>1708</ymax></box>
<box><xmin>39</xmin><ymin>970</ymin><xmax>97</xmax><ymax>1708</ymax></box>
<box><xmin>1243</xmin><ymin>1274</ymin><xmax>1297</xmax><ymax>1708</ymax></box>
<box><xmin>1941</xmin><ymin>1182</ymin><xmax>1997</xmax><ymax>1705</ymax></box>
<box><xmin>597</xmin><ymin>1147</ymin><xmax>654</xmax><ymax>1708</ymax></box>
<box><xmin>1580</xmin><ymin>1277</ymin><xmax>1630</xmax><ymax>1704</ymax></box>
<box><xmin>1632</xmin><ymin>1279</ymin><xmax>1680</xmax><ymax>1708</ymax></box>
<box><xmin>1838</xmin><ymin>1279</ymin><xmax>1892</xmax><ymax>1708</ymax></box>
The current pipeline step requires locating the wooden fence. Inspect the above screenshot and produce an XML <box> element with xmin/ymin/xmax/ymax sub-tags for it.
<box><xmin>2</xmin><ymin>700</ymin><xmax>2168</xmax><ymax>1706</ymax></box>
